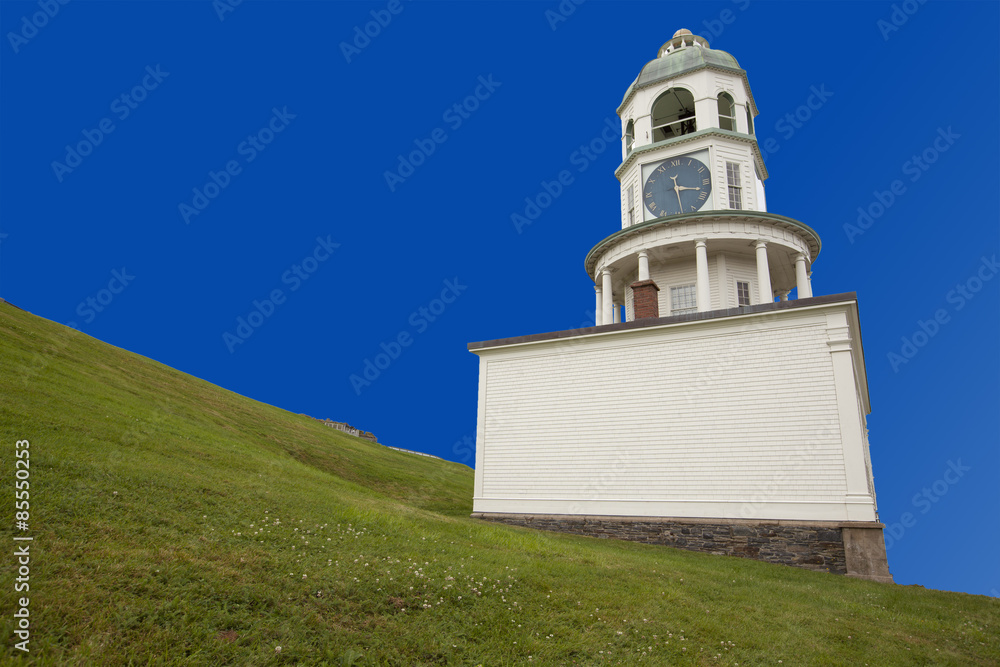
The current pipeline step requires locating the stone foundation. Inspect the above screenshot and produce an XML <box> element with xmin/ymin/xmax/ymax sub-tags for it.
<box><xmin>473</xmin><ymin>513</ymin><xmax>893</xmax><ymax>582</ymax></box>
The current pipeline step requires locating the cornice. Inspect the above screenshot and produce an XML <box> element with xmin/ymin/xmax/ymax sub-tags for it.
<box><xmin>584</xmin><ymin>210</ymin><xmax>822</xmax><ymax>279</ymax></box>
<box><xmin>614</xmin><ymin>129</ymin><xmax>769</xmax><ymax>182</ymax></box>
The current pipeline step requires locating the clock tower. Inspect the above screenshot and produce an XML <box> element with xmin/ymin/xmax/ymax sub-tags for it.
<box><xmin>469</xmin><ymin>30</ymin><xmax>891</xmax><ymax>583</ymax></box>
<box><xmin>590</xmin><ymin>29</ymin><xmax>818</xmax><ymax>324</ymax></box>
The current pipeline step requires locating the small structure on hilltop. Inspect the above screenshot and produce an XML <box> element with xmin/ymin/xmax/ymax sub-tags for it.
<box><xmin>319</xmin><ymin>419</ymin><xmax>378</xmax><ymax>443</ymax></box>
<box><xmin>467</xmin><ymin>30</ymin><xmax>892</xmax><ymax>583</ymax></box>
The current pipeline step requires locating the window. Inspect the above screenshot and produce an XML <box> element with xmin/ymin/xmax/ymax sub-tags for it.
<box><xmin>625</xmin><ymin>120</ymin><xmax>634</xmax><ymax>155</ymax></box>
<box><xmin>670</xmin><ymin>284</ymin><xmax>697</xmax><ymax>314</ymax></box>
<box><xmin>717</xmin><ymin>92</ymin><xmax>735</xmax><ymax>131</ymax></box>
<box><xmin>651</xmin><ymin>88</ymin><xmax>697</xmax><ymax>142</ymax></box>
<box><xmin>726</xmin><ymin>161</ymin><xmax>743</xmax><ymax>210</ymax></box>
<box><xmin>746</xmin><ymin>106</ymin><xmax>755</xmax><ymax>135</ymax></box>
<box><xmin>736</xmin><ymin>280</ymin><xmax>751</xmax><ymax>306</ymax></box>
<box><xmin>627</xmin><ymin>186</ymin><xmax>635</xmax><ymax>226</ymax></box>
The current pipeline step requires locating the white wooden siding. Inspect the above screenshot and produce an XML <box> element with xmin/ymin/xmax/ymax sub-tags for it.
<box><xmin>472</xmin><ymin>303</ymin><xmax>877</xmax><ymax>522</ymax></box>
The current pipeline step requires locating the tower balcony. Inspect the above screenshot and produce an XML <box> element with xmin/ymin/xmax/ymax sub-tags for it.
<box><xmin>586</xmin><ymin>211</ymin><xmax>821</xmax><ymax>325</ymax></box>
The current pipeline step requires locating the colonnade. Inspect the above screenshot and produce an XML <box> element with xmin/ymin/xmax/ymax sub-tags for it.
<box><xmin>594</xmin><ymin>240</ymin><xmax>813</xmax><ymax>326</ymax></box>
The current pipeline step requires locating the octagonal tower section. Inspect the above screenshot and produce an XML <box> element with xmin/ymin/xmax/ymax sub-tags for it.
<box><xmin>595</xmin><ymin>29</ymin><xmax>819</xmax><ymax>325</ymax></box>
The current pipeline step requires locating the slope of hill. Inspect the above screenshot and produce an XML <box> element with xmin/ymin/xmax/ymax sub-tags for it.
<box><xmin>1</xmin><ymin>302</ymin><xmax>997</xmax><ymax>665</ymax></box>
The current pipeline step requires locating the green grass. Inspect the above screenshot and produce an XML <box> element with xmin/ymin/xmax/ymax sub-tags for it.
<box><xmin>0</xmin><ymin>302</ymin><xmax>997</xmax><ymax>666</ymax></box>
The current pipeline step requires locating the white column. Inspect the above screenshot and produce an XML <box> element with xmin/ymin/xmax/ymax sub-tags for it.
<box><xmin>601</xmin><ymin>269</ymin><xmax>613</xmax><ymax>325</ymax></box>
<box><xmin>808</xmin><ymin>271</ymin><xmax>814</xmax><ymax>297</ymax></box>
<box><xmin>695</xmin><ymin>239</ymin><xmax>710</xmax><ymax>312</ymax></box>
<box><xmin>612</xmin><ymin>302</ymin><xmax>621</xmax><ymax>324</ymax></box>
<box><xmin>637</xmin><ymin>250</ymin><xmax>650</xmax><ymax>281</ymax></box>
<box><xmin>754</xmin><ymin>240</ymin><xmax>772</xmax><ymax>304</ymax></box>
<box><xmin>777</xmin><ymin>290</ymin><xmax>790</xmax><ymax>302</ymax></box>
<box><xmin>594</xmin><ymin>285</ymin><xmax>603</xmax><ymax>326</ymax></box>
<box><xmin>795</xmin><ymin>253</ymin><xmax>812</xmax><ymax>299</ymax></box>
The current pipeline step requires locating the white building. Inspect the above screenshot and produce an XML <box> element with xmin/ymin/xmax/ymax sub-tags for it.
<box><xmin>468</xmin><ymin>31</ymin><xmax>892</xmax><ymax>582</ymax></box>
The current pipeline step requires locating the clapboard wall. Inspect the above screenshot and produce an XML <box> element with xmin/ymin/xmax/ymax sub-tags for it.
<box><xmin>470</xmin><ymin>295</ymin><xmax>878</xmax><ymax>524</ymax></box>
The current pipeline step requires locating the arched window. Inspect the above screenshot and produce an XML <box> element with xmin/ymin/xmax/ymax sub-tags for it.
<box><xmin>625</xmin><ymin>120</ymin><xmax>634</xmax><ymax>155</ymax></box>
<box><xmin>651</xmin><ymin>88</ymin><xmax>696</xmax><ymax>142</ymax></box>
<box><xmin>717</xmin><ymin>92</ymin><xmax>735</xmax><ymax>131</ymax></box>
<box><xmin>746</xmin><ymin>106</ymin><xmax>755</xmax><ymax>135</ymax></box>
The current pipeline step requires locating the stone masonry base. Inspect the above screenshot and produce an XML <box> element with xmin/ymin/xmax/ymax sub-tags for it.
<box><xmin>472</xmin><ymin>513</ymin><xmax>893</xmax><ymax>583</ymax></box>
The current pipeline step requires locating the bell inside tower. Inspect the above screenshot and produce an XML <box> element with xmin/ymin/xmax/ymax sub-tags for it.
<box><xmin>651</xmin><ymin>88</ymin><xmax>696</xmax><ymax>141</ymax></box>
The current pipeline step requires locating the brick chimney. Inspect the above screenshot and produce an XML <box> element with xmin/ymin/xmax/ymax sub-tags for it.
<box><xmin>630</xmin><ymin>280</ymin><xmax>660</xmax><ymax>319</ymax></box>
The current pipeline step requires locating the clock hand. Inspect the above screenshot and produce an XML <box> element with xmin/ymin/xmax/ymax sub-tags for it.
<box><xmin>670</xmin><ymin>175</ymin><xmax>683</xmax><ymax>212</ymax></box>
<box><xmin>676</xmin><ymin>186</ymin><xmax>701</xmax><ymax>192</ymax></box>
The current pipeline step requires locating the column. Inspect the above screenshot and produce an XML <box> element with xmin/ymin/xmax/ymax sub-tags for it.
<box><xmin>594</xmin><ymin>285</ymin><xmax>603</xmax><ymax>326</ymax></box>
<box><xmin>612</xmin><ymin>302</ymin><xmax>621</xmax><ymax>324</ymax></box>
<box><xmin>795</xmin><ymin>253</ymin><xmax>812</xmax><ymax>299</ymax></box>
<box><xmin>695</xmin><ymin>239</ymin><xmax>710</xmax><ymax>312</ymax></box>
<box><xmin>777</xmin><ymin>290</ymin><xmax>790</xmax><ymax>302</ymax></box>
<box><xmin>602</xmin><ymin>269</ymin><xmax>613</xmax><ymax>325</ymax></box>
<box><xmin>637</xmin><ymin>250</ymin><xmax>650</xmax><ymax>281</ymax></box>
<box><xmin>755</xmin><ymin>240</ymin><xmax>772</xmax><ymax>304</ymax></box>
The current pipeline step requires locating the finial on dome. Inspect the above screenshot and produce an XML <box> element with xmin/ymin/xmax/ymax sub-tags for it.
<box><xmin>659</xmin><ymin>29</ymin><xmax>709</xmax><ymax>57</ymax></box>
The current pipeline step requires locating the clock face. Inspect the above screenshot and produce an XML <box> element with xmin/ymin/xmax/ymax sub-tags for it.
<box><xmin>643</xmin><ymin>156</ymin><xmax>712</xmax><ymax>217</ymax></box>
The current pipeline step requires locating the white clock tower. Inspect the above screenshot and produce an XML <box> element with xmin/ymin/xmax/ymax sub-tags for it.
<box><xmin>591</xmin><ymin>29</ymin><xmax>818</xmax><ymax>325</ymax></box>
<box><xmin>468</xmin><ymin>31</ymin><xmax>892</xmax><ymax>583</ymax></box>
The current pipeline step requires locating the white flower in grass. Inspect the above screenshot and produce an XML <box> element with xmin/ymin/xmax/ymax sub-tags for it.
<box><xmin>275</xmin><ymin>646</ymin><xmax>281</xmax><ymax>653</ymax></box>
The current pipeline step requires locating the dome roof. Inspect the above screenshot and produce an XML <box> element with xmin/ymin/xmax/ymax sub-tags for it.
<box><xmin>620</xmin><ymin>36</ymin><xmax>743</xmax><ymax>108</ymax></box>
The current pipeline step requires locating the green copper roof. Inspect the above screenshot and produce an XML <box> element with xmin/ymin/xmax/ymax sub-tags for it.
<box><xmin>620</xmin><ymin>46</ymin><xmax>744</xmax><ymax>108</ymax></box>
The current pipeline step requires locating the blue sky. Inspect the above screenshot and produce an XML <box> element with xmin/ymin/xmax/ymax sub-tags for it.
<box><xmin>1</xmin><ymin>1</ymin><xmax>997</xmax><ymax>596</ymax></box>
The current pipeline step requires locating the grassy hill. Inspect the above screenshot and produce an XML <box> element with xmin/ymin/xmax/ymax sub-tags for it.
<box><xmin>1</xmin><ymin>302</ymin><xmax>997</xmax><ymax>666</ymax></box>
